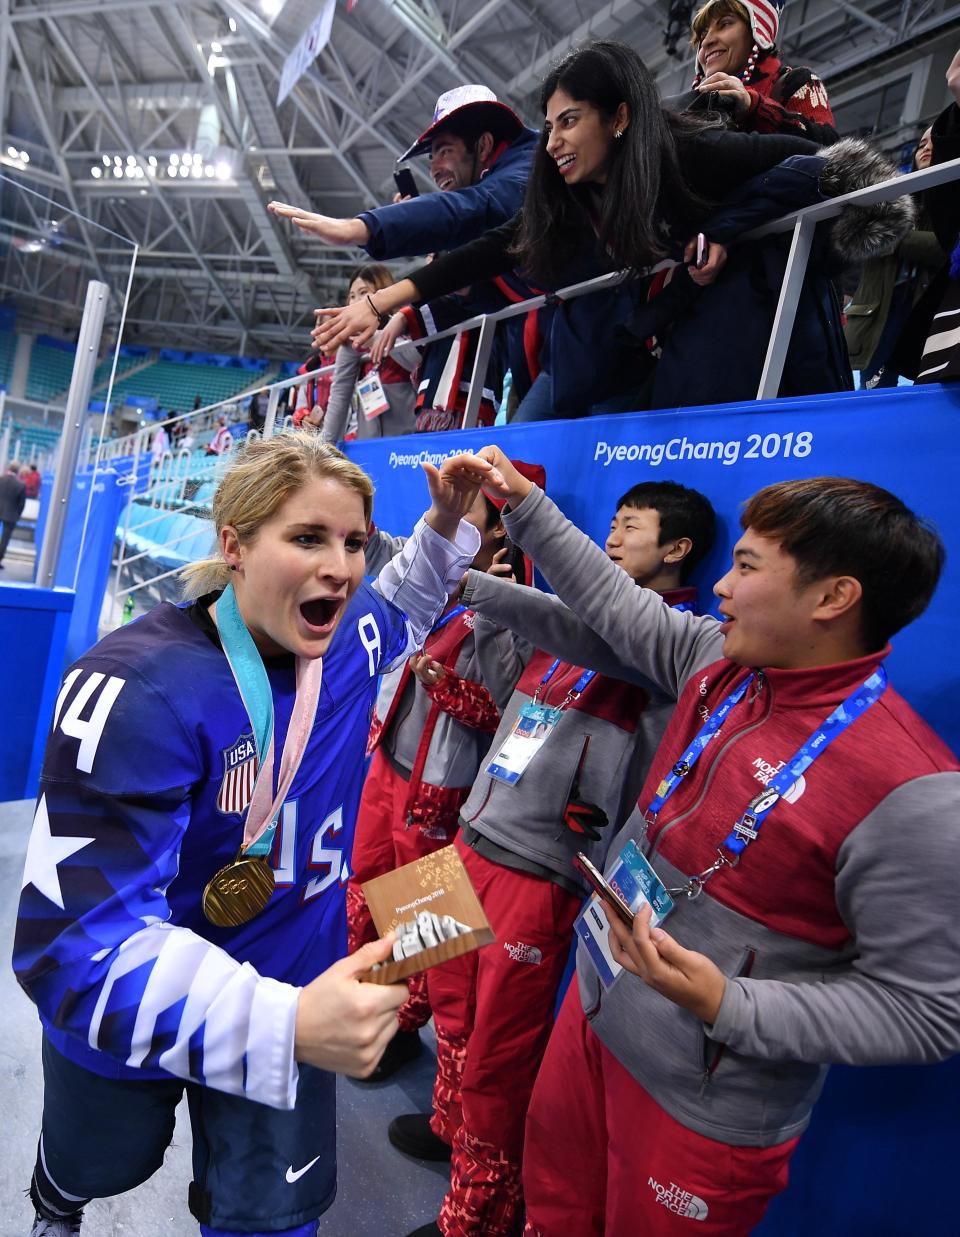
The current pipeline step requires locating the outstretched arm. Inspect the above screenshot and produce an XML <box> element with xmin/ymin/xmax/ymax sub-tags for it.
<box><xmin>477</xmin><ymin>447</ymin><xmax>724</xmax><ymax>699</ymax></box>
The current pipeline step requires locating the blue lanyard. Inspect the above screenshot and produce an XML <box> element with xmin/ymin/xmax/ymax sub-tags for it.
<box><xmin>722</xmin><ymin>667</ymin><xmax>888</xmax><ymax>859</ymax></box>
<box><xmin>431</xmin><ymin>604</ymin><xmax>467</xmax><ymax>634</ymax></box>
<box><xmin>216</xmin><ymin>583</ymin><xmax>274</xmax><ymax>765</ymax></box>
<box><xmin>647</xmin><ymin>673</ymin><xmax>754</xmax><ymax>815</ymax></box>
<box><xmin>648</xmin><ymin>666</ymin><xmax>889</xmax><ymax>894</ymax></box>
<box><xmin>533</xmin><ymin>658</ymin><xmax>598</xmax><ymax>707</ymax></box>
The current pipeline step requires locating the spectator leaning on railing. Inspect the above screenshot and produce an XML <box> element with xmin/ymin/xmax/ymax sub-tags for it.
<box><xmin>845</xmin><ymin>128</ymin><xmax>944</xmax><ymax>388</ymax></box>
<box><xmin>313</xmin><ymin>42</ymin><xmax>912</xmax><ymax>417</ymax></box>
<box><xmin>889</xmin><ymin>47</ymin><xmax>960</xmax><ymax>384</ymax></box>
<box><xmin>270</xmin><ymin>87</ymin><xmax>542</xmax><ymax>427</ymax></box>
<box><xmin>671</xmin><ymin>0</ymin><xmax>838</xmax><ymax>145</ymax></box>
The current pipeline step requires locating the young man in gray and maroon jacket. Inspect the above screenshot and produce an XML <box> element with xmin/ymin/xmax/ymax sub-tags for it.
<box><xmin>474</xmin><ymin>451</ymin><xmax>960</xmax><ymax>1237</ymax></box>
<box><xmin>396</xmin><ymin>481</ymin><xmax>717</xmax><ymax>1237</ymax></box>
<box><xmin>348</xmin><ymin>464</ymin><xmax>545</xmax><ymax>1081</ymax></box>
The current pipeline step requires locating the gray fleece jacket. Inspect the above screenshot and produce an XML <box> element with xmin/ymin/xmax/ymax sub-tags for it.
<box><xmin>464</xmin><ymin>486</ymin><xmax>960</xmax><ymax>1147</ymax></box>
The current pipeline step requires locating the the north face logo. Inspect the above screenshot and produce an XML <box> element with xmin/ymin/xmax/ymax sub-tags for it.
<box><xmin>503</xmin><ymin>941</ymin><xmax>542</xmax><ymax>965</ymax></box>
<box><xmin>751</xmin><ymin>756</ymin><xmax>806</xmax><ymax>803</ymax></box>
<box><xmin>648</xmin><ymin>1177</ymin><xmax>708</xmax><ymax>1220</ymax></box>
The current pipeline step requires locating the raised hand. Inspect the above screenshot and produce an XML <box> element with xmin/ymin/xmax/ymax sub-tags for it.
<box><xmin>422</xmin><ymin>452</ymin><xmax>505</xmax><ymax>540</ymax></box>
<box><xmin>312</xmin><ymin>301</ymin><xmax>380</xmax><ymax>355</ymax></box>
<box><xmin>476</xmin><ymin>446</ymin><xmax>534</xmax><ymax>508</ymax></box>
<box><xmin>267</xmin><ymin>202</ymin><xmax>370</xmax><ymax>247</ymax></box>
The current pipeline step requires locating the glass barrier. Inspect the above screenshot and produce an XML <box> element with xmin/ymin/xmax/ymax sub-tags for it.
<box><xmin>0</xmin><ymin>169</ymin><xmax>138</xmax><ymax>601</ymax></box>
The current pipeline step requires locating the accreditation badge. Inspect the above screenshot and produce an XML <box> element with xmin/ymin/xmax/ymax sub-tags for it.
<box><xmin>484</xmin><ymin>702</ymin><xmax>562</xmax><ymax>786</ymax></box>
<box><xmin>357</xmin><ymin>370</ymin><xmax>389</xmax><ymax>420</ymax></box>
<box><xmin>575</xmin><ymin>839</ymin><xmax>675</xmax><ymax>989</ymax></box>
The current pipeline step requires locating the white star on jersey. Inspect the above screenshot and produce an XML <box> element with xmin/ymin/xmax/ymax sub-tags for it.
<box><xmin>21</xmin><ymin>794</ymin><xmax>95</xmax><ymax>909</ymax></box>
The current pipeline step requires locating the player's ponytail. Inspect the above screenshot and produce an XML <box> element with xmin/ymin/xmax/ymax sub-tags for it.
<box><xmin>180</xmin><ymin>431</ymin><xmax>374</xmax><ymax>600</ymax></box>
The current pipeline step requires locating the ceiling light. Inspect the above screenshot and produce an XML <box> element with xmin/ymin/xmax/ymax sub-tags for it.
<box><xmin>147</xmin><ymin>165</ymin><xmax>157</xmax><ymax>177</ymax></box>
<box><xmin>191</xmin><ymin>164</ymin><xmax>202</xmax><ymax>177</ymax></box>
<box><xmin>113</xmin><ymin>167</ymin><xmax>123</xmax><ymax>177</ymax></box>
<box><xmin>261</xmin><ymin>0</ymin><xmax>282</xmax><ymax>16</ymax></box>
<box><xmin>204</xmin><ymin>164</ymin><xmax>214</xmax><ymax>177</ymax></box>
<box><xmin>91</xmin><ymin>166</ymin><xmax>102</xmax><ymax>178</ymax></box>
<box><xmin>114</xmin><ymin>155</ymin><xmax>122</xmax><ymax>165</ymax></box>
<box><xmin>102</xmin><ymin>154</ymin><xmax>111</xmax><ymax>166</ymax></box>
<box><xmin>147</xmin><ymin>154</ymin><xmax>158</xmax><ymax>167</ymax></box>
<box><xmin>139</xmin><ymin>188</ymin><xmax>148</xmax><ymax>196</ymax></box>
<box><xmin>215</xmin><ymin>160</ymin><xmax>231</xmax><ymax>180</ymax></box>
<box><xmin>126</xmin><ymin>154</ymin><xmax>136</xmax><ymax>165</ymax></box>
<box><xmin>228</xmin><ymin>17</ymin><xmax>237</xmax><ymax>31</ymax></box>
<box><xmin>6</xmin><ymin>145</ymin><xmax>17</xmax><ymax>158</ymax></box>
<box><xmin>20</xmin><ymin>151</ymin><xmax>30</xmax><ymax>163</ymax></box>
<box><xmin>179</xmin><ymin>165</ymin><xmax>189</xmax><ymax>177</ymax></box>
<box><xmin>170</xmin><ymin>153</ymin><xmax>179</xmax><ymax>166</ymax></box>
<box><xmin>211</xmin><ymin>41</ymin><xmax>222</xmax><ymax>52</ymax></box>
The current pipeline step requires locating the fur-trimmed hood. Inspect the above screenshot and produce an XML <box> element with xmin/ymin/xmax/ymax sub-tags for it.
<box><xmin>820</xmin><ymin>137</ymin><xmax>917</xmax><ymax>264</ymax></box>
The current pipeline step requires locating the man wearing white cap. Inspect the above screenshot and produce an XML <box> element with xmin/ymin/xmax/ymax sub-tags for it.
<box><xmin>269</xmin><ymin>85</ymin><xmax>537</xmax><ymax>260</ymax></box>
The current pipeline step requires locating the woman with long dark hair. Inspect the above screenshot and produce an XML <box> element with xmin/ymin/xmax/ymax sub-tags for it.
<box><xmin>313</xmin><ymin>41</ymin><xmax>908</xmax><ymax>420</ymax></box>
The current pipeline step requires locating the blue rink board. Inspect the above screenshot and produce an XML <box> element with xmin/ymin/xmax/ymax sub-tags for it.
<box><xmin>346</xmin><ymin>382</ymin><xmax>960</xmax><ymax>756</ymax></box>
<box><xmin>345</xmin><ymin>382</ymin><xmax>960</xmax><ymax>1234</ymax></box>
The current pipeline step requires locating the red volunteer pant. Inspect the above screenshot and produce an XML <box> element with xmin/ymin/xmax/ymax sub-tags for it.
<box><xmin>522</xmin><ymin>986</ymin><xmax>800</xmax><ymax>1236</ymax></box>
<box><xmin>347</xmin><ymin>750</ymin><xmax>457</xmax><ymax>1031</ymax></box>
<box><xmin>427</xmin><ymin>838</ymin><xmax>582</xmax><ymax>1237</ymax></box>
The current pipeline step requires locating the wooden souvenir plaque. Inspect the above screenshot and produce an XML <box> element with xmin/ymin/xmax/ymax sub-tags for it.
<box><xmin>359</xmin><ymin>844</ymin><xmax>495</xmax><ymax>985</ymax></box>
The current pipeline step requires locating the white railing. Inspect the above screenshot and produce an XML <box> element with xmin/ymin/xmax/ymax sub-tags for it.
<box><xmin>102</xmin><ymin>152</ymin><xmax>960</xmax><ymax>617</ymax></box>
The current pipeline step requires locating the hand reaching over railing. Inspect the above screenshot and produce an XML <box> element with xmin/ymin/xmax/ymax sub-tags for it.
<box><xmin>267</xmin><ymin>201</ymin><xmax>370</xmax><ymax>248</ymax></box>
<box><xmin>312</xmin><ymin>277</ymin><xmax>419</xmax><ymax>354</ymax></box>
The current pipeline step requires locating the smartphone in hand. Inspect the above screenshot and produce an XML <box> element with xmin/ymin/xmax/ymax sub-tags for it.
<box><xmin>574</xmin><ymin>853</ymin><xmax>635</xmax><ymax>927</ymax></box>
<box><xmin>394</xmin><ymin>165</ymin><xmax>419</xmax><ymax>199</ymax></box>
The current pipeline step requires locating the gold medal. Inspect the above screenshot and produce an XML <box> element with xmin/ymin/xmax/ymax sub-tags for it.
<box><xmin>202</xmin><ymin>851</ymin><xmax>276</xmax><ymax>927</ymax></box>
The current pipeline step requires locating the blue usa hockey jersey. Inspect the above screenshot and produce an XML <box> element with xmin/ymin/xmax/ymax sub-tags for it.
<box><xmin>14</xmin><ymin>518</ymin><xmax>478</xmax><ymax>1111</ymax></box>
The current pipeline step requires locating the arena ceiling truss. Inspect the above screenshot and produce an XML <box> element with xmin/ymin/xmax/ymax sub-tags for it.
<box><xmin>1</xmin><ymin>0</ymin><xmax>958</xmax><ymax>356</ymax></box>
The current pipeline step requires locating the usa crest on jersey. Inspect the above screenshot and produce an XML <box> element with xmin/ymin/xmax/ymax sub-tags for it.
<box><xmin>217</xmin><ymin>732</ymin><xmax>257</xmax><ymax>815</ymax></box>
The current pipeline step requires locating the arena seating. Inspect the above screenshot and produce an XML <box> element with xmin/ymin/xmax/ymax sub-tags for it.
<box><xmin>9</xmin><ymin>421</ymin><xmax>61</xmax><ymax>461</ymax></box>
<box><xmin>108</xmin><ymin>359</ymin><xmax>270</xmax><ymax>412</ymax></box>
<box><xmin>25</xmin><ymin>339</ymin><xmax>76</xmax><ymax>402</ymax></box>
<box><xmin>0</xmin><ymin>330</ymin><xmax>15</xmax><ymax>388</ymax></box>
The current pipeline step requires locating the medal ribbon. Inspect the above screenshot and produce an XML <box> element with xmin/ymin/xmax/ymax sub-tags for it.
<box><xmin>214</xmin><ymin>583</ymin><xmax>323</xmax><ymax>857</ymax></box>
<box><xmin>645</xmin><ymin>666</ymin><xmax>888</xmax><ymax>895</ymax></box>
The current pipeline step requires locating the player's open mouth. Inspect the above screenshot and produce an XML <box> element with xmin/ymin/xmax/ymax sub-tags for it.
<box><xmin>299</xmin><ymin>597</ymin><xmax>343</xmax><ymax>632</ymax></box>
